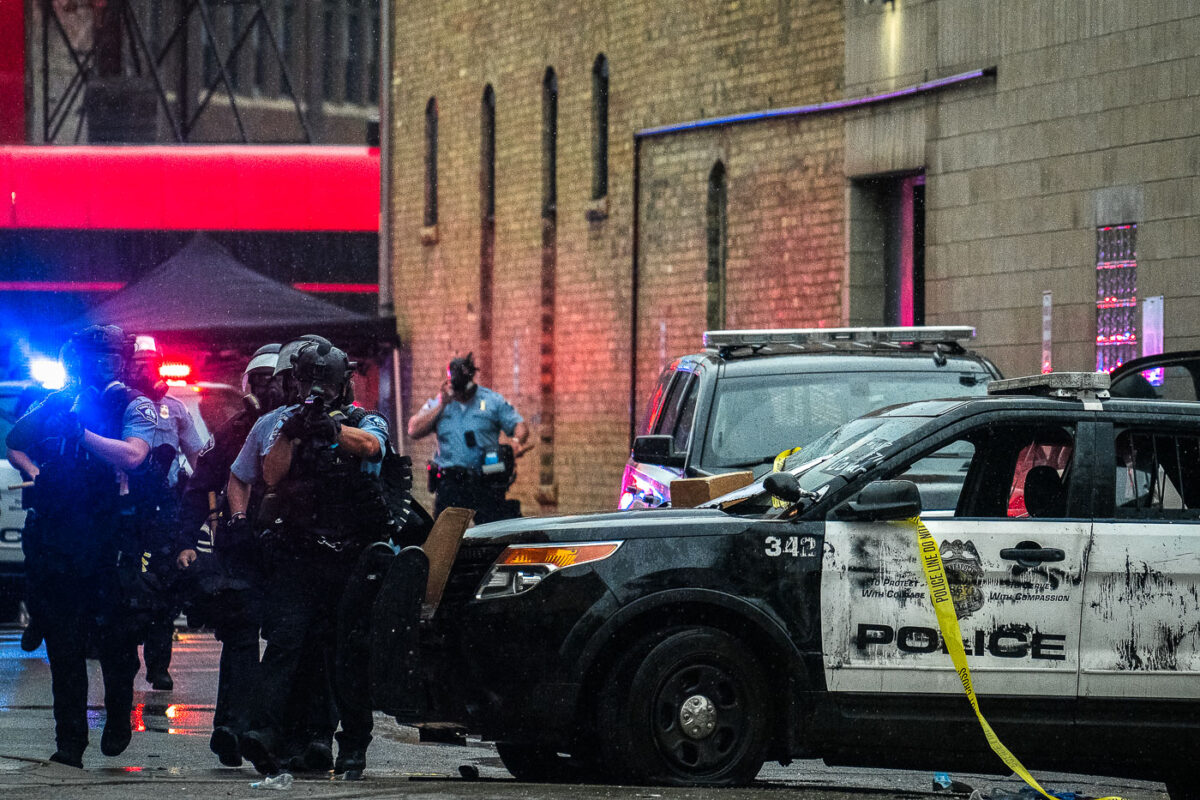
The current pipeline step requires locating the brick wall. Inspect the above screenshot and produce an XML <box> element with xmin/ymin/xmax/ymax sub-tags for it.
<box><xmin>845</xmin><ymin>0</ymin><xmax>1200</xmax><ymax>377</ymax></box>
<box><xmin>389</xmin><ymin>0</ymin><xmax>845</xmax><ymax>513</ymax></box>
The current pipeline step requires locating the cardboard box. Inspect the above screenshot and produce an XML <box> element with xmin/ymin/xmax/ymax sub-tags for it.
<box><xmin>669</xmin><ymin>471</ymin><xmax>755</xmax><ymax>508</ymax></box>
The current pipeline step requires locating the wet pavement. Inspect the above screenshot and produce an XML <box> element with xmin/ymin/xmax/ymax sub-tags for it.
<box><xmin>0</xmin><ymin>627</ymin><xmax>1171</xmax><ymax>800</ymax></box>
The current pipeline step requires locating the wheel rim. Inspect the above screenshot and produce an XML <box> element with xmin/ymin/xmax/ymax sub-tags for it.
<box><xmin>651</xmin><ymin>661</ymin><xmax>748</xmax><ymax>776</ymax></box>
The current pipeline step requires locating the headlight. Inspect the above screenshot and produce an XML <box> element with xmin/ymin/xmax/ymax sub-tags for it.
<box><xmin>475</xmin><ymin>542</ymin><xmax>622</xmax><ymax>600</ymax></box>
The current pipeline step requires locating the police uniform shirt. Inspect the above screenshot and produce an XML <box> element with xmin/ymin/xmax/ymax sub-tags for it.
<box><xmin>120</xmin><ymin>395</ymin><xmax>160</xmax><ymax>450</ymax></box>
<box><xmin>429</xmin><ymin>386</ymin><xmax>523</xmax><ymax>471</ymax></box>
<box><xmin>230</xmin><ymin>404</ymin><xmax>389</xmax><ymax>483</ymax></box>
<box><xmin>154</xmin><ymin>394</ymin><xmax>206</xmax><ymax>487</ymax></box>
<box><xmin>229</xmin><ymin>405</ymin><xmax>289</xmax><ymax>485</ymax></box>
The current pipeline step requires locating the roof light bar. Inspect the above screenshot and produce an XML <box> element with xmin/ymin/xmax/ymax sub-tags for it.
<box><xmin>987</xmin><ymin>372</ymin><xmax>1111</xmax><ymax>398</ymax></box>
<box><xmin>703</xmin><ymin>326</ymin><xmax>976</xmax><ymax>353</ymax></box>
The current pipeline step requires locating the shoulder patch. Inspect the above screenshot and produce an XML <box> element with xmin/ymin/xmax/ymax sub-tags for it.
<box><xmin>135</xmin><ymin>402</ymin><xmax>158</xmax><ymax>424</ymax></box>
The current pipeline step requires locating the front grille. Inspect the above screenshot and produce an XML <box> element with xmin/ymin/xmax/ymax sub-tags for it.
<box><xmin>440</xmin><ymin>543</ymin><xmax>506</xmax><ymax>607</ymax></box>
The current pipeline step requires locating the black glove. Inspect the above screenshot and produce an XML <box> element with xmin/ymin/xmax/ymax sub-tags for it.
<box><xmin>281</xmin><ymin>408</ymin><xmax>340</xmax><ymax>443</ymax></box>
<box><xmin>46</xmin><ymin>410</ymin><xmax>84</xmax><ymax>443</ymax></box>
<box><xmin>279</xmin><ymin>410</ymin><xmax>307</xmax><ymax>441</ymax></box>
<box><xmin>220</xmin><ymin>516</ymin><xmax>255</xmax><ymax>556</ymax></box>
<box><xmin>306</xmin><ymin>410</ymin><xmax>341</xmax><ymax>442</ymax></box>
<box><xmin>100</xmin><ymin>381</ymin><xmax>141</xmax><ymax>411</ymax></box>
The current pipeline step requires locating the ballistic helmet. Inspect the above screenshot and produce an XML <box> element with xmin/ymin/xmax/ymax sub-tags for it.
<box><xmin>291</xmin><ymin>340</ymin><xmax>355</xmax><ymax>405</ymax></box>
<box><xmin>69</xmin><ymin>324</ymin><xmax>127</xmax><ymax>386</ymax></box>
<box><xmin>273</xmin><ymin>334</ymin><xmax>333</xmax><ymax>377</ymax></box>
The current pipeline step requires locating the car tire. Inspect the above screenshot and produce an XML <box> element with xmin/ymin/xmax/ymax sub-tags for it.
<box><xmin>598</xmin><ymin>626</ymin><xmax>771</xmax><ymax>787</ymax></box>
<box><xmin>1166</xmin><ymin>777</ymin><xmax>1198</xmax><ymax>800</ymax></box>
<box><xmin>495</xmin><ymin>742</ymin><xmax>592</xmax><ymax>783</ymax></box>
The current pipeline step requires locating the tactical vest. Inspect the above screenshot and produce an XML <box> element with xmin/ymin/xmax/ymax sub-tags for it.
<box><xmin>272</xmin><ymin>406</ymin><xmax>388</xmax><ymax>550</ymax></box>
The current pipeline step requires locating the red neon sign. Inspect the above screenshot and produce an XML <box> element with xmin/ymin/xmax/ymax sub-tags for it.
<box><xmin>0</xmin><ymin>145</ymin><xmax>379</xmax><ymax>232</ymax></box>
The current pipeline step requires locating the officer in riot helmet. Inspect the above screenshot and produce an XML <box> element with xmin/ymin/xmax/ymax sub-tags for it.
<box><xmin>230</xmin><ymin>339</ymin><xmax>391</xmax><ymax>780</ymax></box>
<box><xmin>124</xmin><ymin>336</ymin><xmax>207</xmax><ymax>691</ymax></box>
<box><xmin>222</xmin><ymin>334</ymin><xmax>346</xmax><ymax>770</ymax></box>
<box><xmin>4</xmin><ymin>325</ymin><xmax>157</xmax><ymax>767</ymax></box>
<box><xmin>175</xmin><ymin>343</ymin><xmax>283</xmax><ymax>767</ymax></box>
<box><xmin>407</xmin><ymin>352</ymin><xmax>532</xmax><ymax>523</ymax></box>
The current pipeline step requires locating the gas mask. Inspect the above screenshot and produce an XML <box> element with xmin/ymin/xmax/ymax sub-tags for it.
<box><xmin>129</xmin><ymin>354</ymin><xmax>169</xmax><ymax>402</ymax></box>
<box><xmin>447</xmin><ymin>353</ymin><xmax>477</xmax><ymax>394</ymax></box>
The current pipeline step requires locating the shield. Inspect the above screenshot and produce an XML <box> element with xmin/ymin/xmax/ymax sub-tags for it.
<box><xmin>369</xmin><ymin>546</ymin><xmax>429</xmax><ymax>717</ymax></box>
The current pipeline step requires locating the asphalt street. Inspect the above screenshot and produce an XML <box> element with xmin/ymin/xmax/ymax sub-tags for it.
<box><xmin>0</xmin><ymin>627</ymin><xmax>1170</xmax><ymax>800</ymax></box>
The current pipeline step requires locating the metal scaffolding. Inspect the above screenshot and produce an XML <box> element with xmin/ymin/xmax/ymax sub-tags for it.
<box><xmin>40</xmin><ymin>0</ymin><xmax>313</xmax><ymax>144</ymax></box>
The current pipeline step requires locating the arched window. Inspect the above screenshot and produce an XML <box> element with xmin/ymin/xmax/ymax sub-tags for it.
<box><xmin>424</xmin><ymin>97</ymin><xmax>438</xmax><ymax>227</ymax></box>
<box><xmin>539</xmin><ymin>67</ymin><xmax>559</xmax><ymax>500</ymax></box>
<box><xmin>706</xmin><ymin>161</ymin><xmax>727</xmax><ymax>329</ymax></box>
<box><xmin>542</xmin><ymin>68</ymin><xmax>558</xmax><ymax>217</ymax></box>
<box><xmin>479</xmin><ymin>85</ymin><xmax>497</xmax><ymax>378</ymax></box>
<box><xmin>481</xmin><ymin>85</ymin><xmax>496</xmax><ymax>220</ymax></box>
<box><xmin>591</xmin><ymin>54</ymin><xmax>609</xmax><ymax>200</ymax></box>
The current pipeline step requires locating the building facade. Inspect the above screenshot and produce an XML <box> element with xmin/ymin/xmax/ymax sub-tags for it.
<box><xmin>387</xmin><ymin>0</ymin><xmax>1200</xmax><ymax>514</ymax></box>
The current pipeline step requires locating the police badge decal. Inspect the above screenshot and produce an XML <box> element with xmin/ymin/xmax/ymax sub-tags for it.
<box><xmin>939</xmin><ymin>539</ymin><xmax>984</xmax><ymax>619</ymax></box>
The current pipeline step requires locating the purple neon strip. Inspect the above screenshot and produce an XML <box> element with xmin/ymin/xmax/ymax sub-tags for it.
<box><xmin>635</xmin><ymin>67</ymin><xmax>996</xmax><ymax>139</ymax></box>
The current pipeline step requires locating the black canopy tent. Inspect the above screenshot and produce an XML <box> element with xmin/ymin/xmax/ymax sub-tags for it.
<box><xmin>76</xmin><ymin>234</ymin><xmax>397</xmax><ymax>354</ymax></box>
<box><xmin>70</xmin><ymin>234</ymin><xmax>402</xmax><ymax>430</ymax></box>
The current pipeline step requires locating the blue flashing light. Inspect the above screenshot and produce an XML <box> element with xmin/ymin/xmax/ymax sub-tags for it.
<box><xmin>30</xmin><ymin>357</ymin><xmax>66</xmax><ymax>390</ymax></box>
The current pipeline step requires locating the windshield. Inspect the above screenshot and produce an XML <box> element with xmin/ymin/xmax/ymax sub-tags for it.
<box><xmin>700</xmin><ymin>369</ymin><xmax>988</xmax><ymax>469</ymax></box>
<box><xmin>708</xmin><ymin>414</ymin><xmax>932</xmax><ymax>516</ymax></box>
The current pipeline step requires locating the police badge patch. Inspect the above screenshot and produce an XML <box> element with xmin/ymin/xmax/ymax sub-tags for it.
<box><xmin>136</xmin><ymin>402</ymin><xmax>159</xmax><ymax>424</ymax></box>
<box><xmin>940</xmin><ymin>539</ymin><xmax>984</xmax><ymax>619</ymax></box>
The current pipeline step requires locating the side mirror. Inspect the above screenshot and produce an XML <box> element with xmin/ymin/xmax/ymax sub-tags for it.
<box><xmin>764</xmin><ymin>471</ymin><xmax>803</xmax><ymax>504</ymax></box>
<box><xmin>632</xmin><ymin>435</ymin><xmax>686</xmax><ymax>469</ymax></box>
<box><xmin>838</xmin><ymin>480</ymin><xmax>922</xmax><ymax>522</ymax></box>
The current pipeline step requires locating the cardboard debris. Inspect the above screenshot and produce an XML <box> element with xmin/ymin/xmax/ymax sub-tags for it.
<box><xmin>669</xmin><ymin>471</ymin><xmax>755</xmax><ymax>508</ymax></box>
<box><xmin>422</xmin><ymin>507</ymin><xmax>475</xmax><ymax>613</ymax></box>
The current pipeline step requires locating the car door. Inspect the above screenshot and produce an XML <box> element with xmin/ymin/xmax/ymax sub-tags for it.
<box><xmin>821</xmin><ymin>414</ymin><xmax>1091</xmax><ymax>740</ymax></box>
<box><xmin>621</xmin><ymin>366</ymin><xmax>700</xmax><ymax>509</ymax></box>
<box><xmin>1079</xmin><ymin>419</ymin><xmax>1200</xmax><ymax>707</ymax></box>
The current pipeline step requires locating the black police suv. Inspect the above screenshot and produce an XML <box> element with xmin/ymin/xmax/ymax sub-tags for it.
<box><xmin>620</xmin><ymin>326</ymin><xmax>1001</xmax><ymax>509</ymax></box>
<box><xmin>386</xmin><ymin>366</ymin><xmax>1200</xmax><ymax>798</ymax></box>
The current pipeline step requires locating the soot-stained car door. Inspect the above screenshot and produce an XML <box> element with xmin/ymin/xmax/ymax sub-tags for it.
<box><xmin>821</xmin><ymin>417</ymin><xmax>1091</xmax><ymax>702</ymax></box>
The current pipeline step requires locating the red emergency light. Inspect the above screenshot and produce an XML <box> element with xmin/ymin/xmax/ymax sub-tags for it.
<box><xmin>159</xmin><ymin>362</ymin><xmax>192</xmax><ymax>380</ymax></box>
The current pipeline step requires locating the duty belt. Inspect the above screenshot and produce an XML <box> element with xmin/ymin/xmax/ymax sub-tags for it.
<box><xmin>438</xmin><ymin>466</ymin><xmax>479</xmax><ymax>479</ymax></box>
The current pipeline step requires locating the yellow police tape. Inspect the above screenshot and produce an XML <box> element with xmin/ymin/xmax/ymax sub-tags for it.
<box><xmin>770</xmin><ymin>447</ymin><xmax>804</xmax><ymax>509</ymax></box>
<box><xmin>909</xmin><ymin>516</ymin><xmax>1121</xmax><ymax>800</ymax></box>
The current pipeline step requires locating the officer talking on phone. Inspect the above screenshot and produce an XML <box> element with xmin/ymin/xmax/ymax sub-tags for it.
<box><xmin>406</xmin><ymin>352</ymin><xmax>532</xmax><ymax>523</ymax></box>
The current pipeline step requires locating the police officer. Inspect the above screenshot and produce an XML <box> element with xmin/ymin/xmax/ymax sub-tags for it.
<box><xmin>4</xmin><ymin>325</ymin><xmax>157</xmax><ymax>767</ymax></box>
<box><xmin>223</xmin><ymin>335</ymin><xmax>342</xmax><ymax>772</ymax></box>
<box><xmin>229</xmin><ymin>340</ymin><xmax>390</xmax><ymax>779</ymax></box>
<box><xmin>125</xmin><ymin>336</ymin><xmax>207</xmax><ymax>691</ymax></box>
<box><xmin>173</xmin><ymin>343</ymin><xmax>282</xmax><ymax>767</ymax></box>
<box><xmin>407</xmin><ymin>352</ymin><xmax>532</xmax><ymax>523</ymax></box>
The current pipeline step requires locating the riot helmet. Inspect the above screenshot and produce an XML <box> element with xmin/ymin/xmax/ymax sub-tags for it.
<box><xmin>447</xmin><ymin>352</ymin><xmax>477</xmax><ymax>393</ymax></box>
<box><xmin>291</xmin><ymin>340</ymin><xmax>355</xmax><ymax>406</ymax></box>
<box><xmin>242</xmin><ymin>343</ymin><xmax>283</xmax><ymax>414</ymax></box>
<box><xmin>274</xmin><ymin>334</ymin><xmax>333</xmax><ymax>404</ymax></box>
<box><xmin>68</xmin><ymin>325</ymin><xmax>127</xmax><ymax>388</ymax></box>
<box><xmin>127</xmin><ymin>335</ymin><xmax>169</xmax><ymax>402</ymax></box>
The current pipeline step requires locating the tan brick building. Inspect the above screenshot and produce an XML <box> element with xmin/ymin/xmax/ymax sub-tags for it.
<box><xmin>387</xmin><ymin>0</ymin><xmax>1200</xmax><ymax>514</ymax></box>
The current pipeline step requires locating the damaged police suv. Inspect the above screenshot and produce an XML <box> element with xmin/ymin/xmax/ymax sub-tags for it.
<box><xmin>389</xmin><ymin>366</ymin><xmax>1199</xmax><ymax>797</ymax></box>
<box><xmin>620</xmin><ymin>326</ymin><xmax>1000</xmax><ymax>509</ymax></box>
